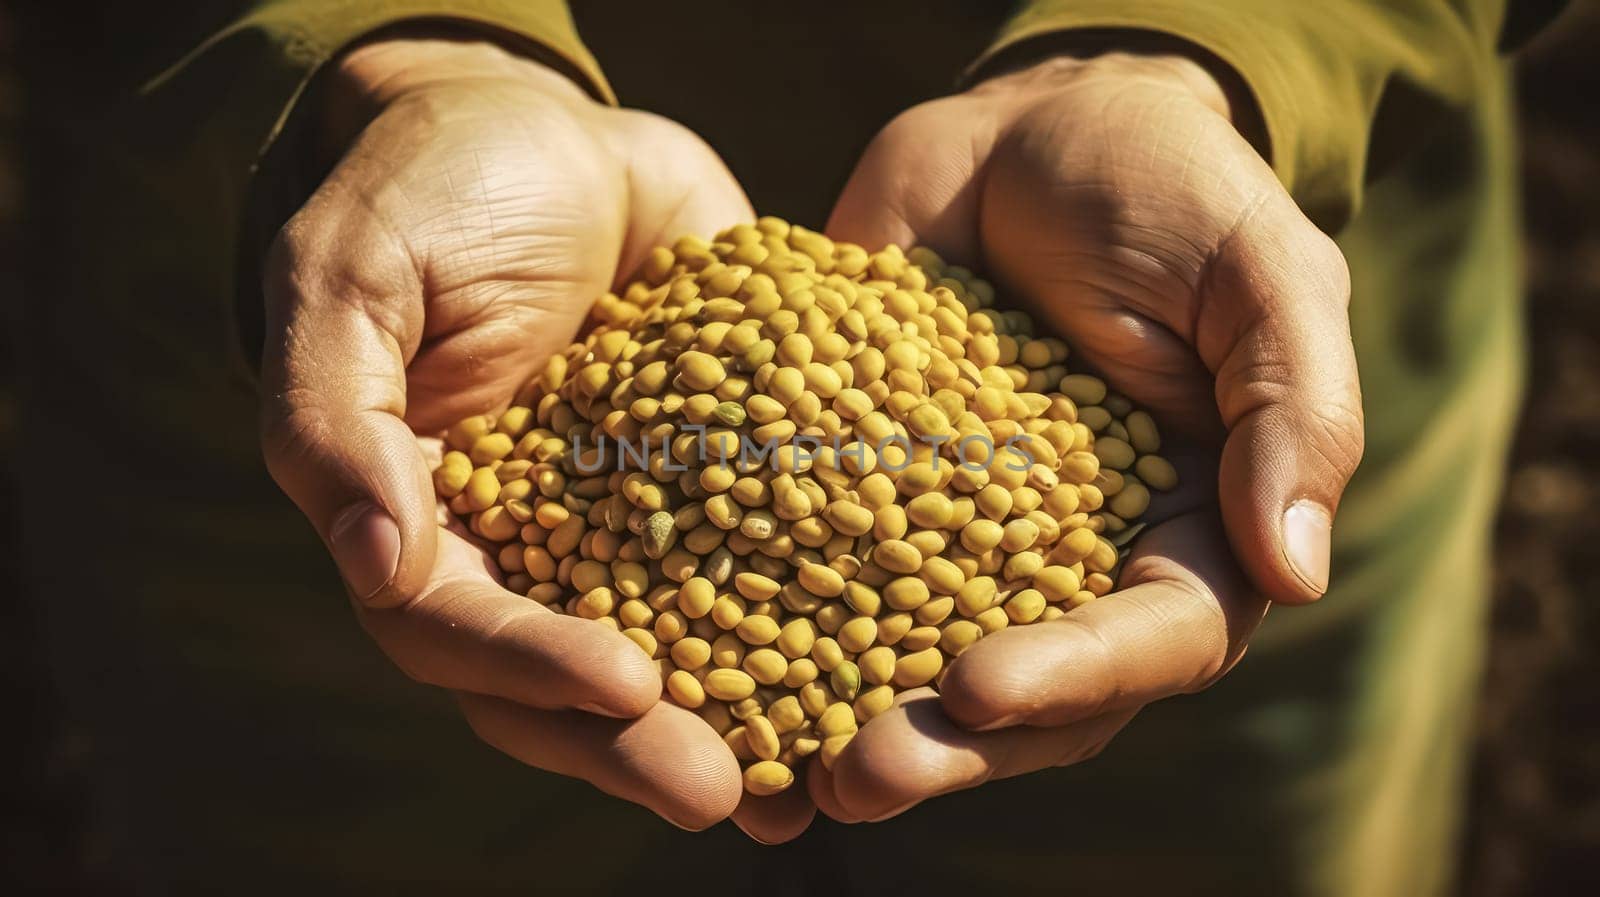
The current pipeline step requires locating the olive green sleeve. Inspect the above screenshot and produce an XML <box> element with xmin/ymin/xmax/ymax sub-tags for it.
<box><xmin>144</xmin><ymin>0</ymin><xmax>612</xmax><ymax>212</ymax></box>
<box><xmin>147</xmin><ymin>0</ymin><xmax>612</xmax><ymax>172</ymax></box>
<box><xmin>970</xmin><ymin>0</ymin><xmax>1512</xmax><ymax>230</ymax></box>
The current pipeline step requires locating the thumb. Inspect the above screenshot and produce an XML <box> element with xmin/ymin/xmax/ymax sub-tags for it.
<box><xmin>258</xmin><ymin>204</ymin><xmax>436</xmax><ymax>609</ymax></box>
<box><xmin>824</xmin><ymin>98</ymin><xmax>989</xmax><ymax>259</ymax></box>
<box><xmin>612</xmin><ymin>110</ymin><xmax>756</xmax><ymax>270</ymax></box>
<box><xmin>1200</xmin><ymin>197</ymin><xmax>1364</xmax><ymax>603</ymax></box>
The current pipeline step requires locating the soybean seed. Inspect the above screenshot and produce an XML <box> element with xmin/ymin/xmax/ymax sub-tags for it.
<box><xmin>431</xmin><ymin>219</ymin><xmax>1174</xmax><ymax>795</ymax></box>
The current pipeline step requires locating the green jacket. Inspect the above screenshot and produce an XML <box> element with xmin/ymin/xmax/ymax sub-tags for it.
<box><xmin>19</xmin><ymin>1</ymin><xmax>1561</xmax><ymax>894</ymax></box>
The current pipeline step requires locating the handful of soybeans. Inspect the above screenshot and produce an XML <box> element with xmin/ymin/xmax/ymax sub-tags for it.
<box><xmin>432</xmin><ymin>217</ymin><xmax>1176</xmax><ymax>797</ymax></box>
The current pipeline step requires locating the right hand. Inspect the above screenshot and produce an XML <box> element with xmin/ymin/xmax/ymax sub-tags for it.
<box><xmin>258</xmin><ymin>36</ymin><xmax>764</xmax><ymax>832</ymax></box>
<box><xmin>816</xmin><ymin>50</ymin><xmax>1362</xmax><ymax>821</ymax></box>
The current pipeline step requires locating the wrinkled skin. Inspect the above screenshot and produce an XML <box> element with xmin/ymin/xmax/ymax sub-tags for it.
<box><xmin>260</xmin><ymin>39</ymin><xmax>1364</xmax><ymax>843</ymax></box>
<box><xmin>808</xmin><ymin>53</ymin><xmax>1363</xmax><ymax>825</ymax></box>
<box><xmin>258</xmin><ymin>38</ymin><xmax>799</xmax><ymax>836</ymax></box>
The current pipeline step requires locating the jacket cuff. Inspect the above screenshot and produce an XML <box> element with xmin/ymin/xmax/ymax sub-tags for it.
<box><xmin>966</xmin><ymin>1</ymin><xmax>1381</xmax><ymax>231</ymax></box>
<box><xmin>147</xmin><ymin>0</ymin><xmax>613</xmax><ymax>177</ymax></box>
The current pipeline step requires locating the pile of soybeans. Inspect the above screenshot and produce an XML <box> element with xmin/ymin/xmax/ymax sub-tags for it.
<box><xmin>432</xmin><ymin>218</ymin><xmax>1176</xmax><ymax>797</ymax></box>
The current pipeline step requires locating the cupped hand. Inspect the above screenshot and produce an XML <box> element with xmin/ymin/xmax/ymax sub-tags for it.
<box><xmin>817</xmin><ymin>51</ymin><xmax>1363</xmax><ymax>820</ymax></box>
<box><xmin>257</xmin><ymin>36</ymin><xmax>776</xmax><ymax>833</ymax></box>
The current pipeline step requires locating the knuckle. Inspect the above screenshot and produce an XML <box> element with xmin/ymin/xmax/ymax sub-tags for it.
<box><xmin>268</xmin><ymin>206</ymin><xmax>323</xmax><ymax>268</ymax></box>
<box><xmin>1290</xmin><ymin>224</ymin><xmax>1352</xmax><ymax>308</ymax></box>
<box><xmin>258</xmin><ymin>398</ymin><xmax>332</xmax><ymax>481</ymax></box>
<box><xmin>863</xmin><ymin>98</ymin><xmax>973</xmax><ymax>173</ymax></box>
<box><xmin>1224</xmin><ymin>379</ymin><xmax>1366</xmax><ymax>483</ymax></box>
<box><xmin>1302</xmin><ymin>399</ymin><xmax>1367</xmax><ymax>480</ymax></box>
<box><xmin>619</xmin><ymin>108</ymin><xmax>707</xmax><ymax>153</ymax></box>
<box><xmin>1308</xmin><ymin>228</ymin><xmax>1352</xmax><ymax>295</ymax></box>
<box><xmin>265</xmin><ymin>196</ymin><xmax>419</xmax><ymax>329</ymax></box>
<box><xmin>265</xmin><ymin>206</ymin><xmax>349</xmax><ymax>300</ymax></box>
<box><xmin>263</xmin><ymin>219</ymin><xmax>303</xmax><ymax>282</ymax></box>
<box><xmin>262</xmin><ymin>216</ymin><xmax>318</xmax><ymax>317</ymax></box>
<box><xmin>876</xmin><ymin>101</ymin><xmax>944</xmax><ymax>146</ymax></box>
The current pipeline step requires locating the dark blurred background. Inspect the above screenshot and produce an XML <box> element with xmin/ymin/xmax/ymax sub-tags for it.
<box><xmin>1460</xmin><ymin>4</ymin><xmax>1600</xmax><ymax>891</ymax></box>
<box><xmin>2</xmin><ymin>2</ymin><xmax>1595</xmax><ymax>893</ymax></box>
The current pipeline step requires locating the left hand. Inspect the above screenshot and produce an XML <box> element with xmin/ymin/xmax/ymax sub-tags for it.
<box><xmin>255</xmin><ymin>36</ymin><xmax>802</xmax><ymax>838</ymax></box>
<box><xmin>814</xmin><ymin>50</ymin><xmax>1363</xmax><ymax>821</ymax></box>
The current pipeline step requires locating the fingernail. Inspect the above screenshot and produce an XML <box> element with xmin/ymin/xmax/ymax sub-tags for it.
<box><xmin>330</xmin><ymin>502</ymin><xmax>400</xmax><ymax>601</ymax></box>
<box><xmin>1282</xmin><ymin>500</ymin><xmax>1332</xmax><ymax>595</ymax></box>
<box><xmin>973</xmin><ymin>713</ymin><xmax>1024</xmax><ymax>732</ymax></box>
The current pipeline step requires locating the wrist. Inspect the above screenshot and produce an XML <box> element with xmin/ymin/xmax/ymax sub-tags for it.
<box><xmin>318</xmin><ymin>31</ymin><xmax>591</xmax><ymax>166</ymax></box>
<box><xmin>971</xmin><ymin>43</ymin><xmax>1267</xmax><ymax>159</ymax></box>
<box><xmin>333</xmin><ymin>33</ymin><xmax>589</xmax><ymax>107</ymax></box>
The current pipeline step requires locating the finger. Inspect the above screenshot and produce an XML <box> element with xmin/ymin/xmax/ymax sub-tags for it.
<box><xmin>809</xmin><ymin>685</ymin><xmax>938</xmax><ymax>825</ymax></box>
<box><xmin>824</xmin><ymin>97</ymin><xmax>992</xmax><ymax>259</ymax></box>
<box><xmin>355</xmin><ymin>527</ymin><xmax>662</xmax><ymax>717</ymax></box>
<box><xmin>828</xmin><ymin>691</ymin><xmax>1136</xmax><ymax>822</ymax></box>
<box><xmin>259</xmin><ymin>179</ymin><xmax>434</xmax><ymax>609</ymax></box>
<box><xmin>613</xmin><ymin>110</ymin><xmax>755</xmax><ymax>277</ymax></box>
<box><xmin>806</xmin><ymin>757</ymin><xmax>865</xmax><ymax>824</ymax></box>
<box><xmin>731</xmin><ymin>782</ymin><xmax>817</xmax><ymax>844</ymax></box>
<box><xmin>806</xmin><ymin>688</ymin><xmax>930</xmax><ymax>824</ymax></box>
<box><xmin>458</xmin><ymin>693</ymin><xmax>743</xmax><ymax>831</ymax></box>
<box><xmin>940</xmin><ymin>510</ymin><xmax>1265</xmax><ymax>731</ymax></box>
<box><xmin>1200</xmin><ymin>196</ymin><xmax>1364</xmax><ymax>602</ymax></box>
